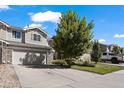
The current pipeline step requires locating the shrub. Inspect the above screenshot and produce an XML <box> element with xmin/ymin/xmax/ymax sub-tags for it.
<box><xmin>65</xmin><ymin>59</ymin><xmax>75</xmax><ymax>66</ymax></box>
<box><xmin>83</xmin><ymin>61</ymin><xmax>95</xmax><ymax>67</ymax></box>
<box><xmin>76</xmin><ymin>60</ymin><xmax>95</xmax><ymax>67</ymax></box>
<box><xmin>51</xmin><ymin>60</ymin><xmax>66</xmax><ymax>66</ymax></box>
<box><xmin>91</xmin><ymin>40</ymin><xmax>102</xmax><ymax>64</ymax></box>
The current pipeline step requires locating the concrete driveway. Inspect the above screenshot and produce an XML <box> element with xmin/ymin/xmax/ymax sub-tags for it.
<box><xmin>14</xmin><ymin>65</ymin><xmax>124</xmax><ymax>88</ymax></box>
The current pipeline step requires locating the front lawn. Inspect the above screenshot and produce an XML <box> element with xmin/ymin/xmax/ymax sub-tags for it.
<box><xmin>71</xmin><ymin>63</ymin><xmax>124</xmax><ymax>75</ymax></box>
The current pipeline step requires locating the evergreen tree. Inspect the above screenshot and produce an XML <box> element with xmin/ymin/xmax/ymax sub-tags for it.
<box><xmin>112</xmin><ymin>45</ymin><xmax>121</xmax><ymax>54</ymax></box>
<box><xmin>91</xmin><ymin>40</ymin><xmax>102</xmax><ymax>63</ymax></box>
<box><xmin>53</xmin><ymin>10</ymin><xmax>94</xmax><ymax>65</ymax></box>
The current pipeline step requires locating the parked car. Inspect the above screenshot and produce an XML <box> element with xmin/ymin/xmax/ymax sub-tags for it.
<box><xmin>101</xmin><ymin>52</ymin><xmax>124</xmax><ymax>64</ymax></box>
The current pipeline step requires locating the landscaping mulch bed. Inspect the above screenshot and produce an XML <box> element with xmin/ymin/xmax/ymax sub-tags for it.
<box><xmin>0</xmin><ymin>64</ymin><xmax>21</xmax><ymax>88</ymax></box>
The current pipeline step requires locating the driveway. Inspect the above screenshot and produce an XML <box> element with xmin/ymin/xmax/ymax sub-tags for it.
<box><xmin>14</xmin><ymin>65</ymin><xmax>124</xmax><ymax>88</ymax></box>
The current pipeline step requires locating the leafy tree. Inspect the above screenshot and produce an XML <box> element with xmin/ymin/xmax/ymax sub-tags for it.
<box><xmin>112</xmin><ymin>45</ymin><xmax>121</xmax><ymax>54</ymax></box>
<box><xmin>53</xmin><ymin>10</ymin><xmax>94</xmax><ymax>65</ymax></box>
<box><xmin>120</xmin><ymin>48</ymin><xmax>123</xmax><ymax>54</ymax></box>
<box><xmin>91</xmin><ymin>40</ymin><xmax>102</xmax><ymax>64</ymax></box>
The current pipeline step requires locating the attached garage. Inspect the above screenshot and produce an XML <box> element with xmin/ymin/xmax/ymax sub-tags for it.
<box><xmin>0</xmin><ymin>21</ymin><xmax>53</xmax><ymax>65</ymax></box>
<box><xmin>12</xmin><ymin>51</ymin><xmax>26</xmax><ymax>64</ymax></box>
<box><xmin>0</xmin><ymin>40</ymin><xmax>51</xmax><ymax>65</ymax></box>
<box><xmin>12</xmin><ymin>50</ymin><xmax>47</xmax><ymax>65</ymax></box>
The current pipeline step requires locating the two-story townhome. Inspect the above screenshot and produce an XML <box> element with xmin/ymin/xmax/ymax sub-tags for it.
<box><xmin>0</xmin><ymin>21</ymin><xmax>53</xmax><ymax>65</ymax></box>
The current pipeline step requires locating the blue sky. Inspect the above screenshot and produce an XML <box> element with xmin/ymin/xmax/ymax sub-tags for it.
<box><xmin>0</xmin><ymin>5</ymin><xmax>124</xmax><ymax>47</ymax></box>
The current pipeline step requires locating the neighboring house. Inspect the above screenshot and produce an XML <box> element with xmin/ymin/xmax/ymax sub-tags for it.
<box><xmin>100</xmin><ymin>43</ymin><xmax>122</xmax><ymax>53</ymax></box>
<box><xmin>122</xmin><ymin>48</ymin><xmax>124</xmax><ymax>54</ymax></box>
<box><xmin>79</xmin><ymin>44</ymin><xmax>123</xmax><ymax>62</ymax></box>
<box><xmin>0</xmin><ymin>20</ymin><xmax>53</xmax><ymax>65</ymax></box>
<box><xmin>100</xmin><ymin>44</ymin><xmax>108</xmax><ymax>53</ymax></box>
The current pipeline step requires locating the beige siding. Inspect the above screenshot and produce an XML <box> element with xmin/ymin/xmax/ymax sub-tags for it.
<box><xmin>0</xmin><ymin>26</ymin><xmax>22</xmax><ymax>42</ymax></box>
<box><xmin>0</xmin><ymin>29</ymin><xmax>6</xmax><ymax>39</ymax></box>
<box><xmin>6</xmin><ymin>30</ymin><xmax>22</xmax><ymax>42</ymax></box>
<box><xmin>0</xmin><ymin>22</ymin><xmax>49</xmax><ymax>47</ymax></box>
<box><xmin>25</xmin><ymin>30</ymin><xmax>48</xmax><ymax>46</ymax></box>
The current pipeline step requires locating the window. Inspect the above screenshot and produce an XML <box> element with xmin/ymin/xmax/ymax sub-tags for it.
<box><xmin>103</xmin><ymin>53</ymin><xmax>107</xmax><ymax>55</ymax></box>
<box><xmin>12</xmin><ymin>31</ymin><xmax>21</xmax><ymax>38</ymax></box>
<box><xmin>109</xmin><ymin>53</ymin><xmax>115</xmax><ymax>56</ymax></box>
<box><xmin>34</xmin><ymin>34</ymin><xmax>37</xmax><ymax>41</ymax></box>
<box><xmin>7</xmin><ymin>28</ymin><xmax>11</xmax><ymax>32</ymax></box>
<box><xmin>33</xmin><ymin>34</ymin><xmax>41</xmax><ymax>41</ymax></box>
<box><xmin>0</xmin><ymin>25</ymin><xmax>5</xmax><ymax>30</ymax></box>
<box><xmin>2</xmin><ymin>25</ymin><xmax>6</xmax><ymax>30</ymax></box>
<box><xmin>0</xmin><ymin>25</ymin><xmax>3</xmax><ymax>29</ymax></box>
<box><xmin>12</xmin><ymin>31</ymin><xmax>16</xmax><ymax>38</ymax></box>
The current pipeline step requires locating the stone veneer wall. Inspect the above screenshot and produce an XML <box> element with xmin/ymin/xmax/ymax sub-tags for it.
<box><xmin>0</xmin><ymin>48</ymin><xmax>2</xmax><ymax>63</ymax></box>
<box><xmin>6</xmin><ymin>48</ymin><xmax>12</xmax><ymax>63</ymax></box>
<box><xmin>2</xmin><ymin>47</ymin><xmax>12</xmax><ymax>63</ymax></box>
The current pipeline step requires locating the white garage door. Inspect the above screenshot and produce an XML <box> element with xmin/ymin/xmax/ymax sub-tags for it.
<box><xmin>12</xmin><ymin>50</ymin><xmax>46</xmax><ymax>65</ymax></box>
<box><xmin>12</xmin><ymin>51</ymin><xmax>26</xmax><ymax>64</ymax></box>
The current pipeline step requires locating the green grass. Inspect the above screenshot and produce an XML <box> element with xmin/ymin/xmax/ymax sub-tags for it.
<box><xmin>71</xmin><ymin>63</ymin><xmax>124</xmax><ymax>75</ymax></box>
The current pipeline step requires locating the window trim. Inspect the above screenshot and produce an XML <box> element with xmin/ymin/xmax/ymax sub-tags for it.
<box><xmin>12</xmin><ymin>31</ymin><xmax>21</xmax><ymax>39</ymax></box>
<box><xmin>103</xmin><ymin>53</ymin><xmax>107</xmax><ymax>55</ymax></box>
<box><xmin>33</xmin><ymin>34</ymin><xmax>41</xmax><ymax>41</ymax></box>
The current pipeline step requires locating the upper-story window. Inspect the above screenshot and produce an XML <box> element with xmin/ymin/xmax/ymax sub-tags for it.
<box><xmin>7</xmin><ymin>28</ymin><xmax>11</xmax><ymax>32</ymax></box>
<box><xmin>0</xmin><ymin>25</ymin><xmax>3</xmax><ymax>29</ymax></box>
<box><xmin>12</xmin><ymin>31</ymin><xmax>21</xmax><ymax>39</ymax></box>
<box><xmin>0</xmin><ymin>25</ymin><xmax>6</xmax><ymax>30</ymax></box>
<box><xmin>32</xmin><ymin>34</ymin><xmax>41</xmax><ymax>41</ymax></box>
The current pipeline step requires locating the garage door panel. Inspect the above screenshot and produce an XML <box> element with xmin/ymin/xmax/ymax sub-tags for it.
<box><xmin>12</xmin><ymin>50</ymin><xmax>46</xmax><ymax>65</ymax></box>
<box><xmin>12</xmin><ymin>51</ymin><xmax>26</xmax><ymax>64</ymax></box>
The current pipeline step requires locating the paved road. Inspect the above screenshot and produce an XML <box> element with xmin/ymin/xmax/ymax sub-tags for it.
<box><xmin>14</xmin><ymin>65</ymin><xmax>124</xmax><ymax>88</ymax></box>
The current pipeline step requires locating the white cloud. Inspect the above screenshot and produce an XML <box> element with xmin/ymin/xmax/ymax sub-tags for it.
<box><xmin>24</xmin><ymin>23</ymin><xmax>46</xmax><ymax>30</ymax></box>
<box><xmin>114</xmin><ymin>34</ymin><xmax>124</xmax><ymax>38</ymax></box>
<box><xmin>28</xmin><ymin>12</ymin><xmax>33</xmax><ymax>16</ymax></box>
<box><xmin>30</xmin><ymin>11</ymin><xmax>61</xmax><ymax>23</ymax></box>
<box><xmin>0</xmin><ymin>5</ymin><xmax>10</xmax><ymax>11</ymax></box>
<box><xmin>98</xmin><ymin>39</ymin><xmax>106</xmax><ymax>43</ymax></box>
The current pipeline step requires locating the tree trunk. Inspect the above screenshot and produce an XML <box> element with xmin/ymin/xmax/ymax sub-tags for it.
<box><xmin>65</xmin><ymin>59</ymin><xmax>75</xmax><ymax>67</ymax></box>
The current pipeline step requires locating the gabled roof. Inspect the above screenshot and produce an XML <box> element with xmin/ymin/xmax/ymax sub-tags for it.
<box><xmin>0</xmin><ymin>20</ymin><xmax>23</xmax><ymax>31</ymax></box>
<box><xmin>24</xmin><ymin>27</ymin><xmax>48</xmax><ymax>38</ymax></box>
<box><xmin>0</xmin><ymin>20</ymin><xmax>48</xmax><ymax>36</ymax></box>
<box><xmin>0</xmin><ymin>38</ymin><xmax>9</xmax><ymax>44</ymax></box>
<box><xmin>0</xmin><ymin>20</ymin><xmax>10</xmax><ymax>27</ymax></box>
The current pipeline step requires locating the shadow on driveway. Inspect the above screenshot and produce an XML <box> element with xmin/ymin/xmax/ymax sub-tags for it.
<box><xmin>18</xmin><ymin>64</ymin><xmax>69</xmax><ymax>69</ymax></box>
